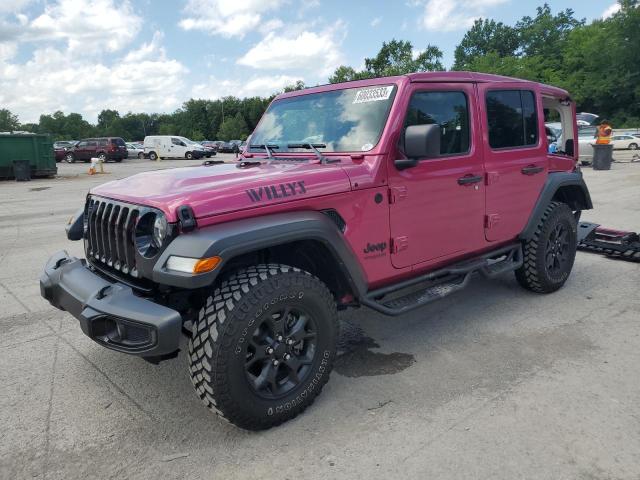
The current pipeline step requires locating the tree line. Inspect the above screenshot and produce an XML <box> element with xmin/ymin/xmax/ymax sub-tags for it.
<box><xmin>0</xmin><ymin>1</ymin><xmax>637</xmax><ymax>141</ymax></box>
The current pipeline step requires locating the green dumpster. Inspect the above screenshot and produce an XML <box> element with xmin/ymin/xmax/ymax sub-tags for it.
<box><xmin>0</xmin><ymin>133</ymin><xmax>57</xmax><ymax>179</ymax></box>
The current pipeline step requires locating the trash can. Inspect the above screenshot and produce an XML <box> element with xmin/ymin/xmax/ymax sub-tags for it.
<box><xmin>592</xmin><ymin>144</ymin><xmax>613</xmax><ymax>170</ymax></box>
<box><xmin>12</xmin><ymin>160</ymin><xmax>31</xmax><ymax>181</ymax></box>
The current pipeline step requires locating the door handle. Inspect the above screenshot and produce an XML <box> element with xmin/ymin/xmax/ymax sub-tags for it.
<box><xmin>521</xmin><ymin>165</ymin><xmax>544</xmax><ymax>175</ymax></box>
<box><xmin>457</xmin><ymin>174</ymin><xmax>483</xmax><ymax>186</ymax></box>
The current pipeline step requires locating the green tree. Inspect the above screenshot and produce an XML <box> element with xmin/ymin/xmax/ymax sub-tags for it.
<box><xmin>283</xmin><ymin>80</ymin><xmax>306</xmax><ymax>92</ymax></box>
<box><xmin>453</xmin><ymin>19</ymin><xmax>519</xmax><ymax>71</ymax></box>
<box><xmin>217</xmin><ymin>112</ymin><xmax>249</xmax><ymax>141</ymax></box>
<box><xmin>329</xmin><ymin>39</ymin><xmax>444</xmax><ymax>83</ymax></box>
<box><xmin>0</xmin><ymin>109</ymin><xmax>20</xmax><ymax>131</ymax></box>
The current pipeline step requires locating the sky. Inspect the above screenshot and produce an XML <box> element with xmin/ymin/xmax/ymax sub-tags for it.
<box><xmin>0</xmin><ymin>0</ymin><xmax>620</xmax><ymax>123</ymax></box>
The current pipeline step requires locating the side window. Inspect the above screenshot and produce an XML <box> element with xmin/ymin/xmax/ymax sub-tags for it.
<box><xmin>486</xmin><ymin>90</ymin><xmax>538</xmax><ymax>149</ymax></box>
<box><xmin>171</xmin><ymin>137</ymin><xmax>182</xmax><ymax>146</ymax></box>
<box><xmin>87</xmin><ymin>141</ymin><xmax>97</xmax><ymax>148</ymax></box>
<box><xmin>404</xmin><ymin>91</ymin><xmax>470</xmax><ymax>156</ymax></box>
<box><xmin>98</xmin><ymin>139</ymin><xmax>108</xmax><ymax>147</ymax></box>
<box><xmin>77</xmin><ymin>141</ymin><xmax>87</xmax><ymax>147</ymax></box>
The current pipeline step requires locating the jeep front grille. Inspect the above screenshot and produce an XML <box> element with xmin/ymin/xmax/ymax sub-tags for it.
<box><xmin>85</xmin><ymin>197</ymin><xmax>140</xmax><ymax>277</ymax></box>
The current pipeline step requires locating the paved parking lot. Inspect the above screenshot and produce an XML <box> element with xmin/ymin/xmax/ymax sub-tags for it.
<box><xmin>1</xmin><ymin>155</ymin><xmax>639</xmax><ymax>479</ymax></box>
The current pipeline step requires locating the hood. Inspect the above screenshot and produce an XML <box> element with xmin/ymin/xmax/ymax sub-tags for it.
<box><xmin>90</xmin><ymin>161</ymin><xmax>352</xmax><ymax>222</ymax></box>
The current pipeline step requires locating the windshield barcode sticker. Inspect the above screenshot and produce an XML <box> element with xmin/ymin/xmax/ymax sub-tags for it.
<box><xmin>353</xmin><ymin>86</ymin><xmax>394</xmax><ymax>104</ymax></box>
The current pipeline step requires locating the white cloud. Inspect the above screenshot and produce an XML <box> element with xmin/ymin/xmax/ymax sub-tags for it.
<box><xmin>179</xmin><ymin>0</ymin><xmax>284</xmax><ymax>38</ymax></box>
<box><xmin>370</xmin><ymin>17</ymin><xmax>381</xmax><ymax>27</ymax></box>
<box><xmin>1</xmin><ymin>0</ymin><xmax>142</xmax><ymax>54</ymax></box>
<box><xmin>414</xmin><ymin>0</ymin><xmax>510</xmax><ymax>32</ymax></box>
<box><xmin>259</xmin><ymin>18</ymin><xmax>284</xmax><ymax>34</ymax></box>
<box><xmin>192</xmin><ymin>74</ymin><xmax>301</xmax><ymax>99</ymax></box>
<box><xmin>0</xmin><ymin>0</ymin><xmax>35</xmax><ymax>14</ymax></box>
<box><xmin>602</xmin><ymin>3</ymin><xmax>620</xmax><ymax>18</ymax></box>
<box><xmin>0</xmin><ymin>41</ymin><xmax>188</xmax><ymax>122</ymax></box>
<box><xmin>237</xmin><ymin>23</ymin><xmax>345</xmax><ymax>75</ymax></box>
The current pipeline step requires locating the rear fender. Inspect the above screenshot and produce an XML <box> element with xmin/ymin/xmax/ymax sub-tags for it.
<box><xmin>520</xmin><ymin>171</ymin><xmax>593</xmax><ymax>240</ymax></box>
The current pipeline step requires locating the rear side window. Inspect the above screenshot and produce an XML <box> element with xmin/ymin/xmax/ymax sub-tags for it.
<box><xmin>486</xmin><ymin>90</ymin><xmax>538</xmax><ymax>149</ymax></box>
<box><xmin>98</xmin><ymin>139</ymin><xmax>108</xmax><ymax>147</ymax></box>
<box><xmin>404</xmin><ymin>91</ymin><xmax>470</xmax><ymax>156</ymax></box>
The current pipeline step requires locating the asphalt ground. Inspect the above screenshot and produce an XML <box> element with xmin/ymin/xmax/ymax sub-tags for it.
<box><xmin>1</xmin><ymin>152</ymin><xmax>639</xmax><ymax>479</ymax></box>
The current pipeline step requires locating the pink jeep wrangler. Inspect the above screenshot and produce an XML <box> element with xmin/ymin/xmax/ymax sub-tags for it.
<box><xmin>41</xmin><ymin>72</ymin><xmax>592</xmax><ymax>430</ymax></box>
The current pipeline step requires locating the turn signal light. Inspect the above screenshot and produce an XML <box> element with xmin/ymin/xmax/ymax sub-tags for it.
<box><xmin>193</xmin><ymin>256</ymin><xmax>221</xmax><ymax>273</ymax></box>
<box><xmin>166</xmin><ymin>255</ymin><xmax>221</xmax><ymax>274</ymax></box>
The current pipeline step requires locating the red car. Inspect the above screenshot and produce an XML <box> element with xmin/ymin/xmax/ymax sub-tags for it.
<box><xmin>63</xmin><ymin>137</ymin><xmax>127</xmax><ymax>163</ymax></box>
<box><xmin>41</xmin><ymin>72</ymin><xmax>591</xmax><ymax>430</ymax></box>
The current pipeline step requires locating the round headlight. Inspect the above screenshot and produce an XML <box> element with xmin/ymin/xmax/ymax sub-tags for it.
<box><xmin>153</xmin><ymin>214</ymin><xmax>168</xmax><ymax>248</ymax></box>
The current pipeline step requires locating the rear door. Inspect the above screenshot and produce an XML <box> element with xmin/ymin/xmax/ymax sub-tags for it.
<box><xmin>478</xmin><ymin>84</ymin><xmax>547</xmax><ymax>242</ymax></box>
<box><xmin>388</xmin><ymin>83</ymin><xmax>486</xmax><ymax>268</ymax></box>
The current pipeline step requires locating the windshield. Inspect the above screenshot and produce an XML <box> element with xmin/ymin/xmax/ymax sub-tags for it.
<box><xmin>249</xmin><ymin>85</ymin><xmax>397</xmax><ymax>153</ymax></box>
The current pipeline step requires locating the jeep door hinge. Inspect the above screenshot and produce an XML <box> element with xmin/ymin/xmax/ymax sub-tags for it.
<box><xmin>485</xmin><ymin>214</ymin><xmax>500</xmax><ymax>229</ymax></box>
<box><xmin>391</xmin><ymin>236</ymin><xmax>409</xmax><ymax>254</ymax></box>
<box><xmin>388</xmin><ymin>186</ymin><xmax>408</xmax><ymax>204</ymax></box>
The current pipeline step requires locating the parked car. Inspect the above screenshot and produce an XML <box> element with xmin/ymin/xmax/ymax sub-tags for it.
<box><xmin>197</xmin><ymin>142</ymin><xmax>216</xmax><ymax>157</ymax></box>
<box><xmin>42</xmin><ymin>72</ymin><xmax>593</xmax><ymax>430</ymax></box>
<box><xmin>200</xmin><ymin>141</ymin><xmax>219</xmax><ymax>152</ymax></box>
<box><xmin>126</xmin><ymin>142</ymin><xmax>145</xmax><ymax>159</ymax></box>
<box><xmin>143</xmin><ymin>135</ymin><xmax>208</xmax><ymax>160</ymax></box>
<box><xmin>53</xmin><ymin>141</ymin><xmax>77</xmax><ymax>162</ymax></box>
<box><xmin>610</xmin><ymin>134</ymin><xmax>639</xmax><ymax>150</ymax></box>
<box><xmin>64</xmin><ymin>137</ymin><xmax>127</xmax><ymax>163</ymax></box>
<box><xmin>216</xmin><ymin>141</ymin><xmax>235</xmax><ymax>153</ymax></box>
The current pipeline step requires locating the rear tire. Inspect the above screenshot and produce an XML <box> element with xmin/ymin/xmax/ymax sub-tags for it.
<box><xmin>629</xmin><ymin>143</ymin><xmax>638</xmax><ymax>150</ymax></box>
<box><xmin>148</xmin><ymin>151</ymin><xmax>158</xmax><ymax>161</ymax></box>
<box><xmin>64</xmin><ymin>153</ymin><xmax>75</xmax><ymax>163</ymax></box>
<box><xmin>515</xmin><ymin>201</ymin><xmax>577</xmax><ymax>293</ymax></box>
<box><xmin>138</xmin><ymin>152</ymin><xmax>144</xmax><ymax>159</ymax></box>
<box><xmin>98</xmin><ymin>152</ymin><xmax>107</xmax><ymax>162</ymax></box>
<box><xmin>188</xmin><ymin>264</ymin><xmax>338</xmax><ymax>430</ymax></box>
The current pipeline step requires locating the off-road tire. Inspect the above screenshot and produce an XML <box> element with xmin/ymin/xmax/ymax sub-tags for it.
<box><xmin>516</xmin><ymin>201</ymin><xmax>577</xmax><ymax>293</ymax></box>
<box><xmin>188</xmin><ymin>264</ymin><xmax>339</xmax><ymax>430</ymax></box>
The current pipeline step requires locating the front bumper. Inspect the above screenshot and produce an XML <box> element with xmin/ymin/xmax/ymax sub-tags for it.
<box><xmin>40</xmin><ymin>250</ymin><xmax>182</xmax><ymax>357</ymax></box>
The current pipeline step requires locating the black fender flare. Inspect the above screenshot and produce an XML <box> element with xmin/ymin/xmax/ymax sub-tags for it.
<box><xmin>520</xmin><ymin>171</ymin><xmax>593</xmax><ymax>240</ymax></box>
<box><xmin>152</xmin><ymin>211</ymin><xmax>367</xmax><ymax>293</ymax></box>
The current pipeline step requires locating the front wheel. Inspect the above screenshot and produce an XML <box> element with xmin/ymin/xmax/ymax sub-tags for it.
<box><xmin>148</xmin><ymin>151</ymin><xmax>157</xmax><ymax>161</ymax></box>
<box><xmin>64</xmin><ymin>153</ymin><xmax>75</xmax><ymax>163</ymax></box>
<box><xmin>138</xmin><ymin>152</ymin><xmax>145</xmax><ymax>159</ymax></box>
<box><xmin>629</xmin><ymin>143</ymin><xmax>638</xmax><ymax>150</ymax></box>
<box><xmin>188</xmin><ymin>264</ymin><xmax>338</xmax><ymax>430</ymax></box>
<box><xmin>185</xmin><ymin>151</ymin><xmax>194</xmax><ymax>160</ymax></box>
<box><xmin>515</xmin><ymin>201</ymin><xmax>577</xmax><ymax>293</ymax></box>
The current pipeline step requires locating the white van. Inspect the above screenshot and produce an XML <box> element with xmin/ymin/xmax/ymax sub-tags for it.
<box><xmin>143</xmin><ymin>135</ymin><xmax>208</xmax><ymax>160</ymax></box>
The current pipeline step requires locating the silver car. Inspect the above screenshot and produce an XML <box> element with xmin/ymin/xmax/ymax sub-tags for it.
<box><xmin>126</xmin><ymin>142</ymin><xmax>145</xmax><ymax>159</ymax></box>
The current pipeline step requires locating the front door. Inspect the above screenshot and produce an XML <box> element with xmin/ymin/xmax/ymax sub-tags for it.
<box><xmin>388</xmin><ymin>83</ymin><xmax>486</xmax><ymax>269</ymax></box>
<box><xmin>478</xmin><ymin>84</ymin><xmax>548</xmax><ymax>242</ymax></box>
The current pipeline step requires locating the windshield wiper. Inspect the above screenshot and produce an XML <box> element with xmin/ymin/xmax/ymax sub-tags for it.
<box><xmin>249</xmin><ymin>144</ymin><xmax>279</xmax><ymax>160</ymax></box>
<box><xmin>287</xmin><ymin>143</ymin><xmax>339</xmax><ymax>164</ymax></box>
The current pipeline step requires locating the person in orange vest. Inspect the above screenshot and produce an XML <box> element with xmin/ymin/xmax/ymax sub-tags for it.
<box><xmin>595</xmin><ymin>120</ymin><xmax>613</xmax><ymax>145</ymax></box>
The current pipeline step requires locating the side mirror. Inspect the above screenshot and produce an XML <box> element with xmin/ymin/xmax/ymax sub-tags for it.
<box><xmin>395</xmin><ymin>124</ymin><xmax>441</xmax><ymax>170</ymax></box>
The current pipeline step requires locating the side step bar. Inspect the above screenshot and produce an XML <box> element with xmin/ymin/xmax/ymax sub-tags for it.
<box><xmin>361</xmin><ymin>244</ymin><xmax>522</xmax><ymax>316</ymax></box>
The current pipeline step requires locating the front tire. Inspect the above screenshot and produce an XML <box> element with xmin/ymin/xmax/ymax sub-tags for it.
<box><xmin>186</xmin><ymin>151</ymin><xmax>194</xmax><ymax>159</ymax></box>
<box><xmin>515</xmin><ymin>201</ymin><xmax>577</xmax><ymax>293</ymax></box>
<box><xmin>148</xmin><ymin>151</ymin><xmax>157</xmax><ymax>161</ymax></box>
<box><xmin>188</xmin><ymin>264</ymin><xmax>338</xmax><ymax>430</ymax></box>
<box><xmin>138</xmin><ymin>152</ymin><xmax>144</xmax><ymax>159</ymax></box>
<box><xmin>64</xmin><ymin>152</ymin><xmax>75</xmax><ymax>163</ymax></box>
<box><xmin>629</xmin><ymin>143</ymin><xmax>638</xmax><ymax>150</ymax></box>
